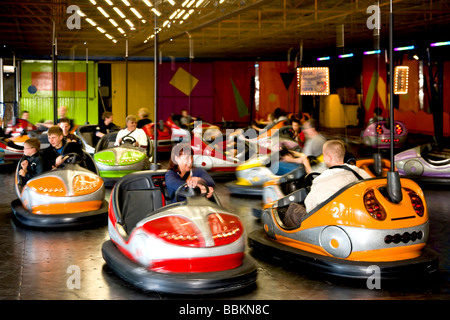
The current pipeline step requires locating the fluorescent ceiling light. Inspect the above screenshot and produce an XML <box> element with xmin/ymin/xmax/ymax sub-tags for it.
<box><xmin>122</xmin><ymin>0</ymin><xmax>130</xmax><ymax>6</ymax></box>
<box><xmin>394</xmin><ymin>45</ymin><xmax>414</xmax><ymax>51</ymax></box>
<box><xmin>317</xmin><ymin>56</ymin><xmax>330</xmax><ymax>61</ymax></box>
<box><xmin>97</xmin><ymin>27</ymin><xmax>106</xmax><ymax>33</ymax></box>
<box><xmin>117</xmin><ymin>27</ymin><xmax>125</xmax><ymax>34</ymax></box>
<box><xmin>104</xmin><ymin>0</ymin><xmax>113</xmax><ymax>5</ymax></box>
<box><xmin>86</xmin><ymin>18</ymin><xmax>97</xmax><ymax>26</ymax></box>
<box><xmin>364</xmin><ymin>50</ymin><xmax>381</xmax><ymax>55</ymax></box>
<box><xmin>338</xmin><ymin>53</ymin><xmax>354</xmax><ymax>58</ymax></box>
<box><xmin>169</xmin><ymin>10</ymin><xmax>179</xmax><ymax>19</ymax></box>
<box><xmin>97</xmin><ymin>7</ymin><xmax>110</xmax><ymax>18</ymax></box>
<box><xmin>430</xmin><ymin>41</ymin><xmax>450</xmax><ymax>47</ymax></box>
<box><xmin>109</xmin><ymin>19</ymin><xmax>118</xmax><ymax>27</ymax></box>
<box><xmin>105</xmin><ymin>34</ymin><xmax>113</xmax><ymax>39</ymax></box>
<box><xmin>125</xmin><ymin>19</ymin><xmax>134</xmax><ymax>27</ymax></box>
<box><xmin>195</xmin><ymin>0</ymin><xmax>205</xmax><ymax>8</ymax></box>
<box><xmin>167</xmin><ymin>0</ymin><xmax>176</xmax><ymax>5</ymax></box>
<box><xmin>152</xmin><ymin>8</ymin><xmax>162</xmax><ymax>16</ymax></box>
<box><xmin>90</xmin><ymin>0</ymin><xmax>97</xmax><ymax>5</ymax></box>
<box><xmin>130</xmin><ymin>8</ymin><xmax>142</xmax><ymax>19</ymax></box>
<box><xmin>143</xmin><ymin>0</ymin><xmax>153</xmax><ymax>6</ymax></box>
<box><xmin>113</xmin><ymin>7</ymin><xmax>126</xmax><ymax>18</ymax></box>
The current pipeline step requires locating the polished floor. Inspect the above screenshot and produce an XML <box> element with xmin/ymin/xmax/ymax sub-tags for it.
<box><xmin>0</xmin><ymin>153</ymin><xmax>449</xmax><ymax>301</ymax></box>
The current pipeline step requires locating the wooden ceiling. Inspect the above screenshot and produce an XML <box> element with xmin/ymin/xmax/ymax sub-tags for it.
<box><xmin>1</xmin><ymin>0</ymin><xmax>449</xmax><ymax>61</ymax></box>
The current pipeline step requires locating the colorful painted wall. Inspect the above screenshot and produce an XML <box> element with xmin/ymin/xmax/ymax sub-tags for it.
<box><xmin>362</xmin><ymin>55</ymin><xmax>450</xmax><ymax>136</ymax></box>
<box><xmin>18</xmin><ymin>58</ymin><xmax>449</xmax><ymax>137</ymax></box>
<box><xmin>20</xmin><ymin>60</ymin><xmax>98</xmax><ymax>126</ymax></box>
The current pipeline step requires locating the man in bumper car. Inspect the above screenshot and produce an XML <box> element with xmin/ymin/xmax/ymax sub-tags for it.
<box><xmin>42</xmin><ymin>126</ymin><xmax>84</xmax><ymax>171</ymax></box>
<box><xmin>114</xmin><ymin>115</ymin><xmax>148</xmax><ymax>148</ymax></box>
<box><xmin>277</xmin><ymin>119</ymin><xmax>327</xmax><ymax>175</ymax></box>
<box><xmin>283</xmin><ymin>139</ymin><xmax>371</xmax><ymax>227</ymax></box>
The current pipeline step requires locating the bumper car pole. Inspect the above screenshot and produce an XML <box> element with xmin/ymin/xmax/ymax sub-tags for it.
<box><xmin>387</xmin><ymin>0</ymin><xmax>402</xmax><ymax>204</ymax></box>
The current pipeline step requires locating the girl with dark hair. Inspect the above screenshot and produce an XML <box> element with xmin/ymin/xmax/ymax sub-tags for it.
<box><xmin>165</xmin><ymin>143</ymin><xmax>215</xmax><ymax>203</ymax></box>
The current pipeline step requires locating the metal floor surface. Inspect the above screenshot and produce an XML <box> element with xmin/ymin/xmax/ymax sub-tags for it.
<box><xmin>0</xmin><ymin>162</ymin><xmax>449</xmax><ymax>301</ymax></box>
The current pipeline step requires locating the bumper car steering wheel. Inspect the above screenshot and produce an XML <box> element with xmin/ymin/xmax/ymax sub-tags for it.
<box><xmin>175</xmin><ymin>181</ymin><xmax>212</xmax><ymax>202</ymax></box>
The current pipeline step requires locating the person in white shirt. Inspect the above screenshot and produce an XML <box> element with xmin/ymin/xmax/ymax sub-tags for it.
<box><xmin>115</xmin><ymin>115</ymin><xmax>148</xmax><ymax>148</ymax></box>
<box><xmin>283</xmin><ymin>139</ymin><xmax>371</xmax><ymax>227</ymax></box>
<box><xmin>304</xmin><ymin>139</ymin><xmax>372</xmax><ymax>212</ymax></box>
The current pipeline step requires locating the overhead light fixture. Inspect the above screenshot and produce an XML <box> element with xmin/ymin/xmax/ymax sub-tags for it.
<box><xmin>394</xmin><ymin>45</ymin><xmax>414</xmax><ymax>51</ymax></box>
<box><xmin>77</xmin><ymin>10</ymin><xmax>86</xmax><ymax>17</ymax></box>
<box><xmin>176</xmin><ymin>9</ymin><xmax>186</xmax><ymax>19</ymax></box>
<box><xmin>317</xmin><ymin>56</ymin><xmax>330</xmax><ymax>61</ymax></box>
<box><xmin>121</xmin><ymin>0</ymin><xmax>130</xmax><ymax>6</ymax></box>
<box><xmin>152</xmin><ymin>8</ymin><xmax>162</xmax><ymax>16</ymax></box>
<box><xmin>90</xmin><ymin>0</ymin><xmax>97</xmax><ymax>5</ymax></box>
<box><xmin>97</xmin><ymin>27</ymin><xmax>106</xmax><ymax>33</ymax></box>
<box><xmin>130</xmin><ymin>8</ymin><xmax>142</xmax><ymax>19</ymax></box>
<box><xmin>86</xmin><ymin>18</ymin><xmax>97</xmax><ymax>26</ymax></box>
<box><xmin>112</xmin><ymin>39</ymin><xmax>118</xmax><ymax>43</ymax></box>
<box><xmin>430</xmin><ymin>41</ymin><xmax>450</xmax><ymax>47</ymax></box>
<box><xmin>338</xmin><ymin>53</ymin><xmax>354</xmax><ymax>58</ymax></box>
<box><xmin>113</xmin><ymin>7</ymin><xmax>126</xmax><ymax>18</ymax></box>
<box><xmin>104</xmin><ymin>0</ymin><xmax>113</xmax><ymax>5</ymax></box>
<box><xmin>195</xmin><ymin>0</ymin><xmax>205</xmax><ymax>7</ymax></box>
<box><xmin>109</xmin><ymin>19</ymin><xmax>118</xmax><ymax>27</ymax></box>
<box><xmin>364</xmin><ymin>49</ymin><xmax>381</xmax><ymax>55</ymax></box>
<box><xmin>169</xmin><ymin>10</ymin><xmax>179</xmax><ymax>19</ymax></box>
<box><xmin>167</xmin><ymin>0</ymin><xmax>176</xmax><ymax>5</ymax></box>
<box><xmin>125</xmin><ymin>19</ymin><xmax>134</xmax><ymax>27</ymax></box>
<box><xmin>181</xmin><ymin>0</ymin><xmax>189</xmax><ymax>6</ymax></box>
<box><xmin>97</xmin><ymin>7</ymin><xmax>110</xmax><ymax>18</ymax></box>
<box><xmin>117</xmin><ymin>27</ymin><xmax>125</xmax><ymax>34</ymax></box>
<box><xmin>105</xmin><ymin>34</ymin><xmax>113</xmax><ymax>40</ymax></box>
<box><xmin>143</xmin><ymin>0</ymin><xmax>153</xmax><ymax>6</ymax></box>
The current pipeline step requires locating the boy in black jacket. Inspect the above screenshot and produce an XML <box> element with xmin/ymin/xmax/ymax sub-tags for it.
<box><xmin>42</xmin><ymin>126</ymin><xmax>84</xmax><ymax>172</ymax></box>
<box><xmin>18</xmin><ymin>138</ymin><xmax>44</xmax><ymax>186</ymax></box>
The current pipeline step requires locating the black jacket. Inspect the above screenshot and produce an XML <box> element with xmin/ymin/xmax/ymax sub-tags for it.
<box><xmin>18</xmin><ymin>153</ymin><xmax>44</xmax><ymax>186</ymax></box>
<box><xmin>41</xmin><ymin>139</ymin><xmax>84</xmax><ymax>172</ymax></box>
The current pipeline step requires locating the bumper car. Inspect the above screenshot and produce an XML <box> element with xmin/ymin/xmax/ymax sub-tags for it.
<box><xmin>362</xmin><ymin>120</ymin><xmax>407</xmax><ymax>149</ymax></box>
<box><xmin>190</xmin><ymin>126</ymin><xmax>252</xmax><ymax>178</ymax></box>
<box><xmin>75</xmin><ymin>124</ymin><xmax>99</xmax><ymax>155</ymax></box>
<box><xmin>356</xmin><ymin>153</ymin><xmax>391</xmax><ymax>178</ymax></box>
<box><xmin>0</xmin><ymin>137</ymin><xmax>25</xmax><ymax>160</ymax></box>
<box><xmin>0</xmin><ymin>147</ymin><xmax>15</xmax><ymax>171</ymax></box>
<box><xmin>142</xmin><ymin>121</ymin><xmax>174</xmax><ymax>153</ymax></box>
<box><xmin>11</xmin><ymin>151</ymin><xmax>108</xmax><ymax>228</ymax></box>
<box><xmin>93</xmin><ymin>132</ymin><xmax>153</xmax><ymax>187</ymax></box>
<box><xmin>395</xmin><ymin>143</ymin><xmax>450</xmax><ymax>185</ymax></box>
<box><xmin>226</xmin><ymin>151</ymin><xmax>323</xmax><ymax>197</ymax></box>
<box><xmin>248</xmin><ymin>170</ymin><xmax>439</xmax><ymax>281</ymax></box>
<box><xmin>102</xmin><ymin>170</ymin><xmax>257</xmax><ymax>294</ymax></box>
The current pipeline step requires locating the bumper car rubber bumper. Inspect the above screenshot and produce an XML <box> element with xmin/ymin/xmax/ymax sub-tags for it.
<box><xmin>248</xmin><ymin>229</ymin><xmax>439</xmax><ymax>281</ymax></box>
<box><xmin>102</xmin><ymin>239</ymin><xmax>258</xmax><ymax>295</ymax></box>
<box><xmin>11</xmin><ymin>199</ymin><xmax>108</xmax><ymax>229</ymax></box>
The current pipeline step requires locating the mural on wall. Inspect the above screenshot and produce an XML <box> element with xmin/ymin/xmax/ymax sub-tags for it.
<box><xmin>158</xmin><ymin>62</ymin><xmax>214</xmax><ymax>123</ymax></box>
<box><xmin>20</xmin><ymin>60</ymin><xmax>98</xmax><ymax>126</ymax></box>
<box><xmin>362</xmin><ymin>54</ymin><xmax>387</xmax><ymax>123</ymax></box>
<box><xmin>258</xmin><ymin>61</ymin><xmax>299</xmax><ymax>120</ymax></box>
<box><xmin>213</xmin><ymin>61</ymin><xmax>254</xmax><ymax>124</ymax></box>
